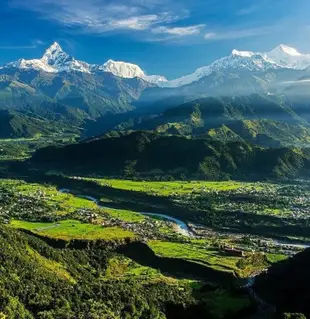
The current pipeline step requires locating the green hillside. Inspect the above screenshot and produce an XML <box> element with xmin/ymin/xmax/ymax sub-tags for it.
<box><xmin>0</xmin><ymin>110</ymin><xmax>81</xmax><ymax>139</ymax></box>
<box><xmin>101</xmin><ymin>95</ymin><xmax>310</xmax><ymax>148</ymax></box>
<box><xmin>30</xmin><ymin>130</ymin><xmax>310</xmax><ymax>180</ymax></box>
<box><xmin>0</xmin><ymin>69</ymin><xmax>152</xmax><ymax>119</ymax></box>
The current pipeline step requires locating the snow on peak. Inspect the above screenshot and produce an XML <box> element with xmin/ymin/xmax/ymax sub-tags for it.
<box><xmin>1</xmin><ymin>43</ymin><xmax>166</xmax><ymax>84</ymax></box>
<box><xmin>161</xmin><ymin>49</ymin><xmax>275</xmax><ymax>88</ymax></box>
<box><xmin>263</xmin><ymin>45</ymin><xmax>310</xmax><ymax>69</ymax></box>
<box><xmin>96</xmin><ymin>59</ymin><xmax>167</xmax><ymax>84</ymax></box>
<box><xmin>43</xmin><ymin>42</ymin><xmax>64</xmax><ymax>56</ymax></box>
<box><xmin>161</xmin><ymin>44</ymin><xmax>310</xmax><ymax>88</ymax></box>
<box><xmin>271</xmin><ymin>44</ymin><xmax>302</xmax><ymax>57</ymax></box>
<box><xmin>100</xmin><ymin>59</ymin><xmax>145</xmax><ymax>78</ymax></box>
<box><xmin>231</xmin><ymin>49</ymin><xmax>255</xmax><ymax>58</ymax></box>
<box><xmin>41</xmin><ymin>42</ymin><xmax>71</xmax><ymax>66</ymax></box>
<box><xmin>3</xmin><ymin>42</ymin><xmax>310</xmax><ymax>87</ymax></box>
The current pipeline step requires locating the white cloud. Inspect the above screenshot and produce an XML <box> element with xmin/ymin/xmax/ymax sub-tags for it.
<box><xmin>9</xmin><ymin>0</ymin><xmax>184</xmax><ymax>34</ymax></box>
<box><xmin>204</xmin><ymin>27</ymin><xmax>272</xmax><ymax>40</ymax></box>
<box><xmin>152</xmin><ymin>24</ymin><xmax>205</xmax><ymax>36</ymax></box>
<box><xmin>108</xmin><ymin>15</ymin><xmax>160</xmax><ymax>30</ymax></box>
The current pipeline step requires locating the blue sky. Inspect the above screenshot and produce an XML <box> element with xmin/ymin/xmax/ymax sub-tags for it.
<box><xmin>1</xmin><ymin>0</ymin><xmax>310</xmax><ymax>79</ymax></box>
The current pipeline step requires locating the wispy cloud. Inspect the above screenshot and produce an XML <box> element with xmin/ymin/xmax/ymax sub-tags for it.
<box><xmin>9</xmin><ymin>0</ymin><xmax>185</xmax><ymax>35</ymax></box>
<box><xmin>152</xmin><ymin>24</ymin><xmax>205</xmax><ymax>36</ymax></box>
<box><xmin>0</xmin><ymin>40</ymin><xmax>44</xmax><ymax>49</ymax></box>
<box><xmin>204</xmin><ymin>27</ymin><xmax>272</xmax><ymax>40</ymax></box>
<box><xmin>107</xmin><ymin>13</ymin><xmax>178</xmax><ymax>31</ymax></box>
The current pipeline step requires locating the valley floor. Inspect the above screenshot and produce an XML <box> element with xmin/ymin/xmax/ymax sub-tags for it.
<box><xmin>1</xmin><ymin>173</ymin><xmax>309</xmax><ymax>318</ymax></box>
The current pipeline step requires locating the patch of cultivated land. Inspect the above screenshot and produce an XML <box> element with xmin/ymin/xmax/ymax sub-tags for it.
<box><xmin>147</xmin><ymin>240</ymin><xmax>286</xmax><ymax>277</ymax></box>
<box><xmin>87</xmin><ymin>178</ymin><xmax>261</xmax><ymax>196</ymax></box>
<box><xmin>148</xmin><ymin>240</ymin><xmax>241</xmax><ymax>274</ymax></box>
<box><xmin>10</xmin><ymin>219</ymin><xmax>136</xmax><ymax>241</ymax></box>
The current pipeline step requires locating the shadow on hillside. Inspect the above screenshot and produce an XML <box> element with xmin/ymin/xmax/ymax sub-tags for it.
<box><xmin>117</xmin><ymin>241</ymin><xmax>235</xmax><ymax>285</ymax></box>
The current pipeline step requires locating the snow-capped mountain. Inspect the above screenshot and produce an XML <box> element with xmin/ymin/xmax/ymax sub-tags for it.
<box><xmin>162</xmin><ymin>49</ymin><xmax>280</xmax><ymax>88</ymax></box>
<box><xmin>1</xmin><ymin>42</ymin><xmax>167</xmax><ymax>85</ymax></box>
<box><xmin>5</xmin><ymin>42</ymin><xmax>91</xmax><ymax>74</ymax></box>
<box><xmin>2</xmin><ymin>42</ymin><xmax>310</xmax><ymax>88</ymax></box>
<box><xmin>94</xmin><ymin>59</ymin><xmax>167</xmax><ymax>84</ymax></box>
<box><xmin>263</xmin><ymin>44</ymin><xmax>310</xmax><ymax>70</ymax></box>
<box><xmin>160</xmin><ymin>45</ymin><xmax>310</xmax><ymax>88</ymax></box>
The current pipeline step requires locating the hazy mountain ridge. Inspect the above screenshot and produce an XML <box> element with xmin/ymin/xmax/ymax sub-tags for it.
<box><xmin>86</xmin><ymin>95</ymin><xmax>310</xmax><ymax>147</ymax></box>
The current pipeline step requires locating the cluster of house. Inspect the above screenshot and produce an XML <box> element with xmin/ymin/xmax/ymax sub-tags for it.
<box><xmin>72</xmin><ymin>207</ymin><xmax>174</xmax><ymax>240</ymax></box>
<box><xmin>0</xmin><ymin>189</ymin><xmax>56</xmax><ymax>223</ymax></box>
<box><xmin>219</xmin><ymin>244</ymin><xmax>246</xmax><ymax>257</ymax></box>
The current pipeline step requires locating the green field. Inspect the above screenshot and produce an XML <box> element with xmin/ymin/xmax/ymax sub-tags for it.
<box><xmin>86</xmin><ymin>178</ymin><xmax>260</xmax><ymax>196</ymax></box>
<box><xmin>15</xmin><ymin>182</ymin><xmax>98</xmax><ymax>213</ymax></box>
<box><xmin>1</xmin><ymin>179</ymin><xmax>146</xmax><ymax>222</ymax></box>
<box><xmin>147</xmin><ymin>240</ymin><xmax>285</xmax><ymax>277</ymax></box>
<box><xmin>103</xmin><ymin>207</ymin><xmax>145</xmax><ymax>222</ymax></box>
<box><xmin>148</xmin><ymin>240</ymin><xmax>241</xmax><ymax>274</ymax></box>
<box><xmin>10</xmin><ymin>219</ymin><xmax>136</xmax><ymax>241</ymax></box>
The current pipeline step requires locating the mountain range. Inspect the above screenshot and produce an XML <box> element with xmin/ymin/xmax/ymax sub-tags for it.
<box><xmin>2</xmin><ymin>43</ymin><xmax>310</xmax><ymax>87</ymax></box>
<box><xmin>1</xmin><ymin>42</ymin><xmax>167</xmax><ymax>85</ymax></box>
<box><xmin>1</xmin><ymin>42</ymin><xmax>310</xmax><ymax>142</ymax></box>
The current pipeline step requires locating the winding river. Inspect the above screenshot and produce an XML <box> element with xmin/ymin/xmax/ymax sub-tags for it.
<box><xmin>59</xmin><ymin>188</ymin><xmax>310</xmax><ymax>246</ymax></box>
<box><xmin>59</xmin><ymin>188</ymin><xmax>193</xmax><ymax>237</ymax></box>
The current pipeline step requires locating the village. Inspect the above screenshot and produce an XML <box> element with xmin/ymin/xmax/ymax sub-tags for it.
<box><xmin>1</xmin><ymin>179</ymin><xmax>310</xmax><ymax>260</ymax></box>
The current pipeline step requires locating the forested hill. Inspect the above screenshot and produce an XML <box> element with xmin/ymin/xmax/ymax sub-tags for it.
<box><xmin>89</xmin><ymin>94</ymin><xmax>310</xmax><ymax>148</ymax></box>
<box><xmin>254</xmin><ymin>248</ymin><xmax>310</xmax><ymax>318</ymax></box>
<box><xmin>0</xmin><ymin>109</ymin><xmax>82</xmax><ymax>138</ymax></box>
<box><xmin>30</xmin><ymin>131</ymin><xmax>310</xmax><ymax>180</ymax></box>
<box><xmin>0</xmin><ymin>224</ymin><xmax>215</xmax><ymax>319</ymax></box>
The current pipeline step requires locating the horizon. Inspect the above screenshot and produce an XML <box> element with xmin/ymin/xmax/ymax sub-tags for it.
<box><xmin>1</xmin><ymin>0</ymin><xmax>310</xmax><ymax>79</ymax></box>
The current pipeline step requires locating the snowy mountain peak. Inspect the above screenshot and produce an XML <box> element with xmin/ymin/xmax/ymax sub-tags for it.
<box><xmin>264</xmin><ymin>45</ymin><xmax>310</xmax><ymax>69</ymax></box>
<box><xmin>1</xmin><ymin>43</ymin><xmax>166</xmax><ymax>84</ymax></box>
<box><xmin>101</xmin><ymin>59</ymin><xmax>145</xmax><ymax>78</ymax></box>
<box><xmin>161</xmin><ymin>49</ymin><xmax>276</xmax><ymax>88</ymax></box>
<box><xmin>41</xmin><ymin>42</ymin><xmax>71</xmax><ymax>66</ymax></box>
<box><xmin>3</xmin><ymin>42</ymin><xmax>310</xmax><ymax>87</ymax></box>
<box><xmin>161</xmin><ymin>44</ymin><xmax>310</xmax><ymax>88</ymax></box>
<box><xmin>231</xmin><ymin>49</ymin><xmax>255</xmax><ymax>58</ymax></box>
<box><xmin>45</xmin><ymin>42</ymin><xmax>63</xmax><ymax>53</ymax></box>
<box><xmin>96</xmin><ymin>59</ymin><xmax>167</xmax><ymax>84</ymax></box>
<box><xmin>271</xmin><ymin>44</ymin><xmax>302</xmax><ymax>57</ymax></box>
